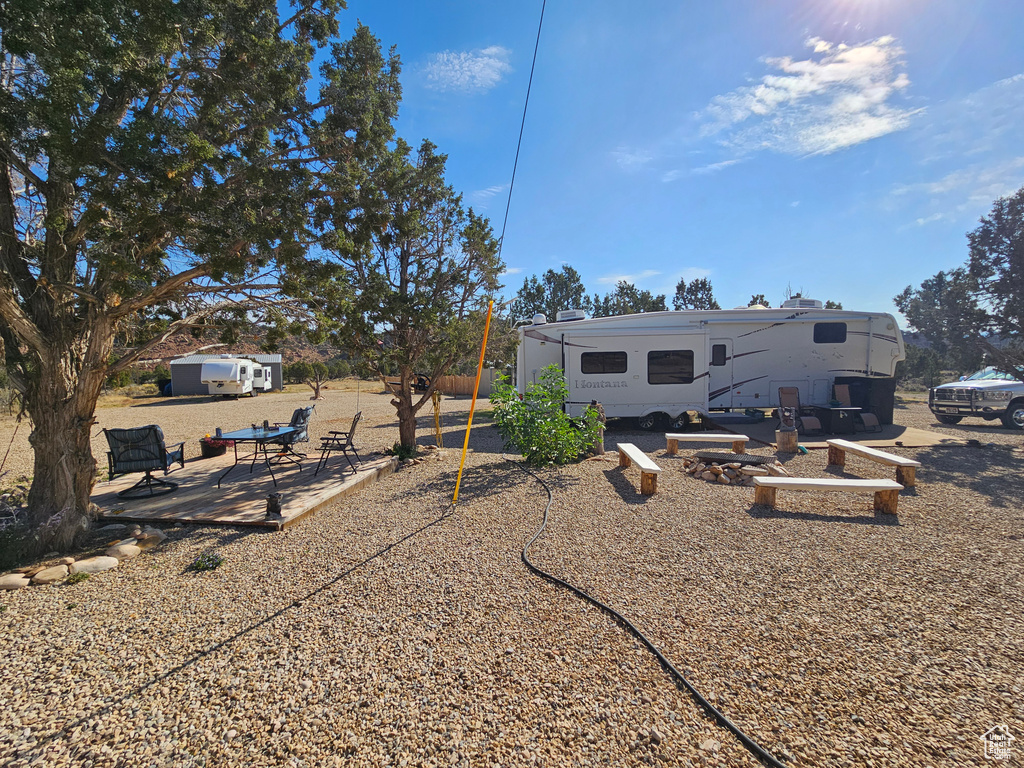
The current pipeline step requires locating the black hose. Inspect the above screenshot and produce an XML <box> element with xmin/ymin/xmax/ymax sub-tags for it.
<box><xmin>508</xmin><ymin>456</ymin><xmax>790</xmax><ymax>768</ymax></box>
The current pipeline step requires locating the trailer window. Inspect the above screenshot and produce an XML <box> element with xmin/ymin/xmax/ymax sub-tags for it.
<box><xmin>239</xmin><ymin>366</ymin><xmax>247</xmax><ymax>375</ymax></box>
<box><xmin>580</xmin><ymin>351</ymin><xmax>627</xmax><ymax>374</ymax></box>
<box><xmin>813</xmin><ymin>323</ymin><xmax>847</xmax><ymax>344</ymax></box>
<box><xmin>711</xmin><ymin>344</ymin><xmax>727</xmax><ymax>366</ymax></box>
<box><xmin>648</xmin><ymin>350</ymin><xmax>694</xmax><ymax>385</ymax></box>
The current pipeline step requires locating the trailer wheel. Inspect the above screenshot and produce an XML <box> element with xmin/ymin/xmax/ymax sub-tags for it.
<box><xmin>637</xmin><ymin>412</ymin><xmax>662</xmax><ymax>431</ymax></box>
<box><xmin>669</xmin><ymin>413</ymin><xmax>689</xmax><ymax>430</ymax></box>
<box><xmin>936</xmin><ymin>414</ymin><xmax>962</xmax><ymax>425</ymax></box>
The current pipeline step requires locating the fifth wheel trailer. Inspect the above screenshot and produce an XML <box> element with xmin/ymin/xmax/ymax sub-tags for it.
<box><xmin>516</xmin><ymin>301</ymin><xmax>906</xmax><ymax>428</ymax></box>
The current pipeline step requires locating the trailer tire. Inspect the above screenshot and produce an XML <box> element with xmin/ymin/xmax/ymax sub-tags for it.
<box><xmin>637</xmin><ymin>412</ymin><xmax>663</xmax><ymax>431</ymax></box>
<box><xmin>669</xmin><ymin>413</ymin><xmax>689</xmax><ymax>430</ymax></box>
<box><xmin>936</xmin><ymin>414</ymin><xmax>962</xmax><ymax>425</ymax></box>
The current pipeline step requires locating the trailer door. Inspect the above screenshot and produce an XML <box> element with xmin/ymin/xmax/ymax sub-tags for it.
<box><xmin>708</xmin><ymin>338</ymin><xmax>733</xmax><ymax>409</ymax></box>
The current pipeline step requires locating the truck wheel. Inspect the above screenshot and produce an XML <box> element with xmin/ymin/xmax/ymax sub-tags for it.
<box><xmin>1001</xmin><ymin>401</ymin><xmax>1024</xmax><ymax>430</ymax></box>
<box><xmin>637</xmin><ymin>413</ymin><xmax>662</xmax><ymax>431</ymax></box>
<box><xmin>936</xmin><ymin>414</ymin><xmax>962</xmax><ymax>425</ymax></box>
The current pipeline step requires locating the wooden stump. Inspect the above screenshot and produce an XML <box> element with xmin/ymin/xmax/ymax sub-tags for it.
<box><xmin>895</xmin><ymin>465</ymin><xmax>916</xmax><ymax>487</ymax></box>
<box><xmin>619</xmin><ymin>451</ymin><xmax>632</xmax><ymax>468</ymax></box>
<box><xmin>731</xmin><ymin>440</ymin><xmax>746</xmax><ymax>454</ymax></box>
<box><xmin>754</xmin><ymin>484</ymin><xmax>777</xmax><ymax>508</ymax></box>
<box><xmin>827</xmin><ymin>444</ymin><xmax>846</xmax><ymax>467</ymax></box>
<box><xmin>640</xmin><ymin>471</ymin><xmax>658</xmax><ymax>495</ymax></box>
<box><xmin>666</xmin><ymin>438</ymin><xmax>679</xmax><ymax>455</ymax></box>
<box><xmin>874</xmin><ymin>489</ymin><xmax>900</xmax><ymax>515</ymax></box>
<box><xmin>776</xmin><ymin>429</ymin><xmax>799</xmax><ymax>453</ymax></box>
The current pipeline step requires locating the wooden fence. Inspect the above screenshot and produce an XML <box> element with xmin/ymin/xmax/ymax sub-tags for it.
<box><xmin>434</xmin><ymin>369</ymin><xmax>499</xmax><ymax>397</ymax></box>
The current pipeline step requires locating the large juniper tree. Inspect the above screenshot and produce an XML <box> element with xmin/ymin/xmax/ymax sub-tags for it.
<box><xmin>0</xmin><ymin>1</ymin><xmax>399</xmax><ymax>550</ymax></box>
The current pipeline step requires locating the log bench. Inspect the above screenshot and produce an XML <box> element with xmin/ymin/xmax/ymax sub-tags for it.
<box><xmin>753</xmin><ymin>477</ymin><xmax>904</xmax><ymax>514</ymax></box>
<box><xmin>665</xmin><ymin>433</ymin><xmax>748</xmax><ymax>455</ymax></box>
<box><xmin>617</xmin><ymin>443</ymin><xmax>662</xmax><ymax>495</ymax></box>
<box><xmin>826</xmin><ymin>439</ymin><xmax>921</xmax><ymax>487</ymax></box>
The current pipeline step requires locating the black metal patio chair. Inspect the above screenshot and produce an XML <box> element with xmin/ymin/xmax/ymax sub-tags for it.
<box><xmin>103</xmin><ymin>425</ymin><xmax>185</xmax><ymax>498</ymax></box>
<box><xmin>315</xmin><ymin>411</ymin><xmax>362</xmax><ymax>476</ymax></box>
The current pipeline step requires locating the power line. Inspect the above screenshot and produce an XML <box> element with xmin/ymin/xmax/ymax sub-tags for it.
<box><xmin>497</xmin><ymin>0</ymin><xmax>547</xmax><ymax>260</ymax></box>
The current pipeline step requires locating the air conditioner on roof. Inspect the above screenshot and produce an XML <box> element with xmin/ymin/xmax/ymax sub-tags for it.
<box><xmin>555</xmin><ymin>309</ymin><xmax>587</xmax><ymax>322</ymax></box>
<box><xmin>781</xmin><ymin>298</ymin><xmax>823</xmax><ymax>309</ymax></box>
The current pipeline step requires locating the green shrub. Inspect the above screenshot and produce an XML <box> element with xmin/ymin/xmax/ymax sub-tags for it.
<box><xmin>386</xmin><ymin>442</ymin><xmax>417</xmax><ymax>461</ymax></box>
<box><xmin>66</xmin><ymin>572</ymin><xmax>89</xmax><ymax>585</ymax></box>
<box><xmin>490</xmin><ymin>365</ymin><xmax>602</xmax><ymax>466</ymax></box>
<box><xmin>187</xmin><ymin>551</ymin><xmax>224</xmax><ymax>572</ymax></box>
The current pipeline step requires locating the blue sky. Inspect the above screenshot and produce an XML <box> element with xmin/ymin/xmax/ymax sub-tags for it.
<box><xmin>342</xmin><ymin>0</ymin><xmax>1024</xmax><ymax>316</ymax></box>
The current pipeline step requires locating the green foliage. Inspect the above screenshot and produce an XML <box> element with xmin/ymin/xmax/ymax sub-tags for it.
<box><xmin>673</xmin><ymin>277</ymin><xmax>721</xmax><ymax>311</ymax></box>
<box><xmin>66</xmin><ymin>572</ymin><xmax>89</xmax><ymax>586</ymax></box>
<box><xmin>187</xmin><ymin>552</ymin><xmax>224</xmax><ymax>573</ymax></box>
<box><xmin>327</xmin><ymin>359</ymin><xmax>351</xmax><ymax>379</ymax></box>
<box><xmin>285</xmin><ymin>361</ymin><xmax>315</xmax><ymax>384</ymax></box>
<box><xmin>386</xmin><ymin>442</ymin><xmax>417</xmax><ymax>460</ymax></box>
<box><xmin>895</xmin><ymin>345</ymin><xmax>946</xmax><ymax>389</ymax></box>
<box><xmin>510</xmin><ymin>266</ymin><xmax>591</xmax><ymax>321</ymax></box>
<box><xmin>591</xmin><ymin>281</ymin><xmax>667</xmax><ymax>317</ymax></box>
<box><xmin>490</xmin><ymin>366</ymin><xmax>602</xmax><ymax>466</ymax></box>
<box><xmin>748</xmin><ymin>294</ymin><xmax>770</xmax><ymax>307</ymax></box>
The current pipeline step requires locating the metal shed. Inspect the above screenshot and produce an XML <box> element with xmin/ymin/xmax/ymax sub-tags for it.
<box><xmin>169</xmin><ymin>353</ymin><xmax>283</xmax><ymax>395</ymax></box>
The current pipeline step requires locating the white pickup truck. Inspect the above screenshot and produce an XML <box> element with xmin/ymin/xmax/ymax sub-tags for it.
<box><xmin>929</xmin><ymin>367</ymin><xmax>1024</xmax><ymax>429</ymax></box>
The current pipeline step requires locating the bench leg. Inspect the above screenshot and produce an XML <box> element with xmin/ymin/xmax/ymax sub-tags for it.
<box><xmin>895</xmin><ymin>466</ymin><xmax>916</xmax><ymax>487</ymax></box>
<box><xmin>827</xmin><ymin>445</ymin><xmax>846</xmax><ymax>467</ymax></box>
<box><xmin>874</xmin><ymin>489</ymin><xmax>899</xmax><ymax>515</ymax></box>
<box><xmin>640</xmin><ymin>471</ymin><xmax>658</xmax><ymax>495</ymax></box>
<box><xmin>754</xmin><ymin>485</ymin><xmax>777</xmax><ymax>508</ymax></box>
<box><xmin>666</xmin><ymin>438</ymin><xmax>679</xmax><ymax>456</ymax></box>
<box><xmin>732</xmin><ymin>440</ymin><xmax>746</xmax><ymax>454</ymax></box>
<box><xmin>619</xmin><ymin>452</ymin><xmax>632</xmax><ymax>468</ymax></box>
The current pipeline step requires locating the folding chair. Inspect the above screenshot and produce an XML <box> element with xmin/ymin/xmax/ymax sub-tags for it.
<box><xmin>834</xmin><ymin>384</ymin><xmax>882</xmax><ymax>432</ymax></box>
<box><xmin>777</xmin><ymin>387</ymin><xmax>822</xmax><ymax>435</ymax></box>
<box><xmin>315</xmin><ymin>411</ymin><xmax>362</xmax><ymax>476</ymax></box>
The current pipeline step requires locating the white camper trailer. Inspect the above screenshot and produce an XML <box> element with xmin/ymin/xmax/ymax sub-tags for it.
<box><xmin>516</xmin><ymin>301</ymin><xmax>906</xmax><ymax>429</ymax></box>
<box><xmin>200</xmin><ymin>355</ymin><xmax>268</xmax><ymax>398</ymax></box>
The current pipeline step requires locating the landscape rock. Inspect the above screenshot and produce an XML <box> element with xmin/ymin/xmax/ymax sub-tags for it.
<box><xmin>0</xmin><ymin>573</ymin><xmax>30</xmax><ymax>590</ymax></box>
<box><xmin>739</xmin><ymin>466</ymin><xmax>769</xmax><ymax>476</ymax></box>
<box><xmin>70</xmin><ymin>556</ymin><xmax>119</xmax><ymax>575</ymax></box>
<box><xmin>106</xmin><ymin>544</ymin><xmax>142</xmax><ymax>560</ymax></box>
<box><xmin>31</xmin><ymin>565</ymin><xmax>69</xmax><ymax>585</ymax></box>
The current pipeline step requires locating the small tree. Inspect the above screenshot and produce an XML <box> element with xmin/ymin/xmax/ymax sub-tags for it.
<box><xmin>305</xmin><ymin>362</ymin><xmax>329</xmax><ymax>400</ymax></box>
<box><xmin>673</xmin><ymin>278</ymin><xmax>721</xmax><ymax>310</ymax></box>
<box><xmin>748</xmin><ymin>294</ymin><xmax>770</xmax><ymax>307</ymax></box>
<box><xmin>490</xmin><ymin>366</ymin><xmax>602</xmax><ymax>466</ymax></box>
<box><xmin>510</xmin><ymin>265</ymin><xmax>592</xmax><ymax>321</ymax></box>
<box><xmin>590</xmin><ymin>281</ymin><xmax>667</xmax><ymax>317</ymax></box>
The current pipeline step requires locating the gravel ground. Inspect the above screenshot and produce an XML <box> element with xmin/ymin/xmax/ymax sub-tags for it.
<box><xmin>0</xmin><ymin>391</ymin><xmax>1021</xmax><ymax>767</ymax></box>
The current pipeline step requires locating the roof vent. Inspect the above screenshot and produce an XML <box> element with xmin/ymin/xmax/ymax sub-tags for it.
<box><xmin>781</xmin><ymin>298</ymin><xmax>823</xmax><ymax>309</ymax></box>
<box><xmin>555</xmin><ymin>309</ymin><xmax>587</xmax><ymax>322</ymax></box>
<box><xmin>532</xmin><ymin>313</ymin><xmax>547</xmax><ymax>325</ymax></box>
<box><xmin>220</xmin><ymin>353</ymin><xmax>232</xmax><ymax>358</ymax></box>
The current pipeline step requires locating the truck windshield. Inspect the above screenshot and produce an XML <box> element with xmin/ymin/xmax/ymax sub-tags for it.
<box><xmin>965</xmin><ymin>368</ymin><xmax>1017</xmax><ymax>381</ymax></box>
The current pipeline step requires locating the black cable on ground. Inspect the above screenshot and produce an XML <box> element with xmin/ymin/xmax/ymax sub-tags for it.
<box><xmin>31</xmin><ymin>501</ymin><xmax>458</xmax><ymax>753</ymax></box>
<box><xmin>507</xmin><ymin>456</ymin><xmax>790</xmax><ymax>768</ymax></box>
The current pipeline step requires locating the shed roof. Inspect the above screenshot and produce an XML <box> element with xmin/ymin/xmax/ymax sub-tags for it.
<box><xmin>170</xmin><ymin>353</ymin><xmax>283</xmax><ymax>366</ymax></box>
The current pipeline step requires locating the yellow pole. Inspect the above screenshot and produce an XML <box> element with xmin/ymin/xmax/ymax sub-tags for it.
<box><xmin>453</xmin><ymin>300</ymin><xmax>494</xmax><ymax>505</ymax></box>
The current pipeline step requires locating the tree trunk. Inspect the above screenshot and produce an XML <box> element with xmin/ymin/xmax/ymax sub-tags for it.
<box><xmin>396</xmin><ymin>396</ymin><xmax>418</xmax><ymax>448</ymax></box>
<box><xmin>23</xmin><ymin>333</ymin><xmax>112</xmax><ymax>553</ymax></box>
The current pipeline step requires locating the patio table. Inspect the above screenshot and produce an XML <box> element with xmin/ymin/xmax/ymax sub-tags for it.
<box><xmin>216</xmin><ymin>425</ymin><xmax>301</xmax><ymax>488</ymax></box>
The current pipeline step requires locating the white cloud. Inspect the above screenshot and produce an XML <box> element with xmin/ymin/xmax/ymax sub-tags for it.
<box><xmin>500</xmin><ymin>267</ymin><xmax>523</xmax><ymax>277</ymax></box>
<box><xmin>470</xmin><ymin>184</ymin><xmax>506</xmax><ymax>206</ymax></box>
<box><xmin>699</xmin><ymin>35</ymin><xmax>918</xmax><ymax>156</ymax></box>
<box><xmin>612</xmin><ymin>147</ymin><xmax>654</xmax><ymax>171</ymax></box>
<box><xmin>893</xmin><ymin>157</ymin><xmax>1024</xmax><ymax>207</ymax></box>
<box><xmin>913</xmin><ymin>213</ymin><xmax>946</xmax><ymax>226</ymax></box>
<box><xmin>595</xmin><ymin>269</ymin><xmax>661</xmax><ymax>286</ymax></box>
<box><xmin>691</xmin><ymin>159</ymin><xmax>742</xmax><ymax>175</ymax></box>
<box><xmin>424</xmin><ymin>46</ymin><xmax>512</xmax><ymax>93</ymax></box>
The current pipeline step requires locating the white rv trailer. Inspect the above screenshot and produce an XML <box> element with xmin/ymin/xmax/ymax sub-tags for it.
<box><xmin>516</xmin><ymin>300</ymin><xmax>906</xmax><ymax>429</ymax></box>
<box><xmin>200</xmin><ymin>355</ymin><xmax>269</xmax><ymax>398</ymax></box>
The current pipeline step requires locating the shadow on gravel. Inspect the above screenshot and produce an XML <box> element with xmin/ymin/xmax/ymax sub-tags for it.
<box><xmin>746</xmin><ymin>504</ymin><xmax>902</xmax><ymax>526</ymax></box>
<box><xmin>912</xmin><ymin>443</ymin><xmax>1022</xmax><ymax>509</ymax></box>
<box><xmin>130</xmin><ymin>395</ymin><xmax>225</xmax><ymax>407</ymax></box>
<box><xmin>602</xmin><ymin>467</ymin><xmax>657</xmax><ymax>506</ymax></box>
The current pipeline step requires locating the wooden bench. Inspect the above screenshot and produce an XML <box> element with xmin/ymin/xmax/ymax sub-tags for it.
<box><xmin>826</xmin><ymin>439</ymin><xmax>921</xmax><ymax>487</ymax></box>
<box><xmin>665</xmin><ymin>433</ymin><xmax>748</xmax><ymax>455</ymax></box>
<box><xmin>753</xmin><ymin>477</ymin><xmax>904</xmax><ymax>514</ymax></box>
<box><xmin>617</xmin><ymin>443</ymin><xmax>662</xmax><ymax>495</ymax></box>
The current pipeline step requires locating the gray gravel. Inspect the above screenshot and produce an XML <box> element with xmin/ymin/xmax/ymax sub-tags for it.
<box><xmin>0</xmin><ymin>390</ymin><xmax>1021</xmax><ymax>767</ymax></box>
